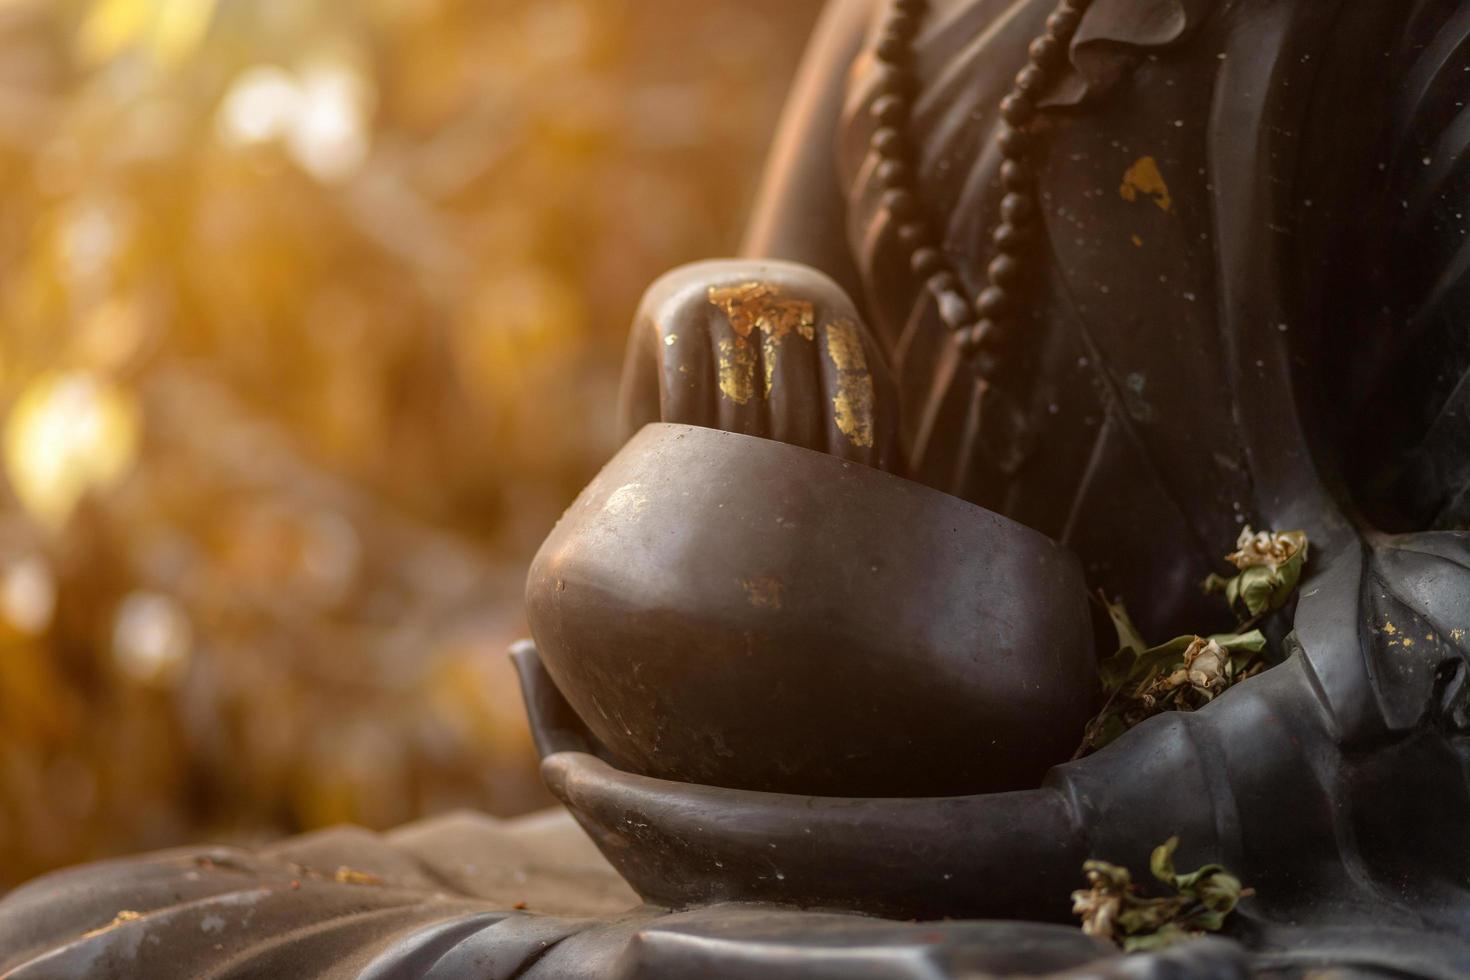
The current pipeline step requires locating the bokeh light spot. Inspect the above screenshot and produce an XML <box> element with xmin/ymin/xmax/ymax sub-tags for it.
<box><xmin>3</xmin><ymin>371</ymin><xmax>142</xmax><ymax>528</ymax></box>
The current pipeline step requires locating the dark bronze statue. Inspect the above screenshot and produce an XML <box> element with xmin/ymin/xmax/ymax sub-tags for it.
<box><xmin>5</xmin><ymin>1</ymin><xmax>1470</xmax><ymax>976</ymax></box>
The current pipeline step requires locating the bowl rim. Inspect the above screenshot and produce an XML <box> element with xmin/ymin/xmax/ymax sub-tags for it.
<box><xmin>618</xmin><ymin>421</ymin><xmax>1074</xmax><ymax>558</ymax></box>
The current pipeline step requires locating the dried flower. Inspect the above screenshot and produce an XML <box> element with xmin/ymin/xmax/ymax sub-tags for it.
<box><xmin>1226</xmin><ymin>527</ymin><xmax>1307</xmax><ymax>572</ymax></box>
<box><xmin>1138</xmin><ymin>636</ymin><xmax>1232</xmax><ymax>709</ymax></box>
<box><xmin>1078</xmin><ymin>593</ymin><xmax>1271</xmax><ymax>757</ymax></box>
<box><xmin>1206</xmin><ymin>527</ymin><xmax>1310</xmax><ymax>619</ymax></box>
<box><xmin>1072</xmin><ymin>838</ymin><xmax>1251</xmax><ymax>951</ymax></box>
<box><xmin>1073</xmin><ymin>861</ymin><xmax>1129</xmax><ymax>940</ymax></box>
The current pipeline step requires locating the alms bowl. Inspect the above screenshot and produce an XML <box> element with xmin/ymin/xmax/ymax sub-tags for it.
<box><xmin>525</xmin><ymin>423</ymin><xmax>1095</xmax><ymax>797</ymax></box>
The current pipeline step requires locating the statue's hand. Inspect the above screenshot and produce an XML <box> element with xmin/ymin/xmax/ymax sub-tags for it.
<box><xmin>618</xmin><ymin>259</ymin><xmax>902</xmax><ymax>471</ymax></box>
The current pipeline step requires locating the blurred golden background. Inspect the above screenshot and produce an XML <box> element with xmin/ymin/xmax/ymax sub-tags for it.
<box><xmin>0</xmin><ymin>0</ymin><xmax>823</xmax><ymax>888</ymax></box>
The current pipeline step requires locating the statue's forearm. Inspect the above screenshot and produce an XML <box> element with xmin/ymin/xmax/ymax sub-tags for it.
<box><xmin>739</xmin><ymin>0</ymin><xmax>873</xmax><ymax>306</ymax></box>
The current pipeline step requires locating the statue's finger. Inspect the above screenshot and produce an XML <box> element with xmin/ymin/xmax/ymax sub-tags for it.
<box><xmin>624</xmin><ymin>265</ymin><xmax>724</xmax><ymax>434</ymax></box>
<box><xmin>816</xmin><ymin>314</ymin><xmax>891</xmax><ymax>468</ymax></box>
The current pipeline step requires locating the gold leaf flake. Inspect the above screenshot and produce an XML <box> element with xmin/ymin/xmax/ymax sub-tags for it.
<box><xmin>1120</xmin><ymin>156</ymin><xmax>1173</xmax><ymax>213</ymax></box>
<box><xmin>709</xmin><ymin>282</ymin><xmax>816</xmax><ymax>400</ymax></box>
<box><xmin>824</xmin><ymin>318</ymin><xmax>874</xmax><ymax>448</ymax></box>
<box><xmin>762</xmin><ymin>333</ymin><xmax>779</xmax><ymax>398</ymax></box>
<box><xmin>82</xmin><ymin>909</ymin><xmax>142</xmax><ymax>939</ymax></box>
<box><xmin>333</xmin><ymin>866</ymin><xmax>383</xmax><ymax>886</ymax></box>
<box><xmin>708</xmin><ymin>282</ymin><xmax>815</xmax><ymax>343</ymax></box>
<box><xmin>716</xmin><ymin>337</ymin><xmax>757</xmax><ymax>406</ymax></box>
<box><xmin>741</xmin><ymin>576</ymin><xmax>783</xmax><ymax>610</ymax></box>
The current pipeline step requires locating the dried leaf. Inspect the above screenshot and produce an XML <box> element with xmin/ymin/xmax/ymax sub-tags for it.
<box><xmin>1149</xmin><ymin>836</ymin><xmax>1181</xmax><ymax>885</ymax></box>
<box><xmin>1102</xmin><ymin>593</ymin><xmax>1147</xmax><ymax>655</ymax></box>
<box><xmin>1123</xmin><ymin>923</ymin><xmax>1195</xmax><ymax>952</ymax></box>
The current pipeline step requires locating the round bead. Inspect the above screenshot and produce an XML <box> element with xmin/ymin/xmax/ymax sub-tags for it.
<box><xmin>960</xmin><ymin>320</ymin><xmax>1004</xmax><ymax>357</ymax></box>
<box><xmin>871</xmin><ymin>94</ymin><xmax>909</xmax><ymax>126</ymax></box>
<box><xmin>1000</xmin><ymin>93</ymin><xmax>1035</xmax><ymax>126</ymax></box>
<box><xmin>876</xmin><ymin>0</ymin><xmax>1067</xmax><ymax>384</ymax></box>
<box><xmin>960</xmin><ymin>321</ymin><xmax>1006</xmax><ymax>369</ymax></box>
<box><xmin>1000</xmin><ymin>192</ymin><xmax>1034</xmax><ymax>224</ymax></box>
<box><xmin>973</xmin><ymin>318</ymin><xmax>1005</xmax><ymax>347</ymax></box>
<box><xmin>1045</xmin><ymin>8</ymin><xmax>1082</xmax><ymax>39</ymax></box>
<box><xmin>996</xmin><ymin>125</ymin><xmax>1029</xmax><ymax>158</ymax></box>
<box><xmin>999</xmin><ymin>159</ymin><xmax>1029</xmax><ymax>190</ymax></box>
<box><xmin>870</xmin><ymin>127</ymin><xmax>905</xmax><ymax>158</ymax></box>
<box><xmin>1014</xmin><ymin>64</ymin><xmax>1047</xmax><ymax>96</ymax></box>
<box><xmin>957</xmin><ymin>323</ymin><xmax>985</xmax><ymax>355</ymax></box>
<box><xmin>875</xmin><ymin>158</ymin><xmax>911</xmax><ymax>188</ymax></box>
<box><xmin>970</xmin><ymin>346</ymin><xmax>1001</xmax><ymax>377</ymax></box>
<box><xmin>882</xmin><ymin>188</ymin><xmax>919</xmax><ymax>221</ymax></box>
<box><xmin>976</xmin><ymin>285</ymin><xmax>1010</xmax><ymax>318</ymax></box>
<box><xmin>897</xmin><ymin>221</ymin><xmax>932</xmax><ymax>249</ymax></box>
<box><xmin>987</xmin><ymin>253</ymin><xmax>1023</xmax><ymax>286</ymax></box>
<box><xmin>926</xmin><ymin>271</ymin><xmax>959</xmax><ymax>297</ymax></box>
<box><xmin>871</xmin><ymin>65</ymin><xmax>915</xmax><ymax>99</ymax></box>
<box><xmin>1028</xmin><ymin>35</ymin><xmax>1063</xmax><ymax>68</ymax></box>
<box><xmin>993</xmin><ymin>222</ymin><xmax>1029</xmax><ymax>252</ymax></box>
<box><xmin>910</xmin><ymin>247</ymin><xmax>945</xmax><ymax>277</ymax></box>
<box><xmin>938</xmin><ymin>290</ymin><xmax>974</xmax><ymax>331</ymax></box>
<box><xmin>887</xmin><ymin>11</ymin><xmax>919</xmax><ymax>38</ymax></box>
<box><xmin>876</xmin><ymin>33</ymin><xmax>909</xmax><ymax>64</ymax></box>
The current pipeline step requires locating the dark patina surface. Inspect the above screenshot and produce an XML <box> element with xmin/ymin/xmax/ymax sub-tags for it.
<box><xmin>6</xmin><ymin>0</ymin><xmax>1470</xmax><ymax>976</ymax></box>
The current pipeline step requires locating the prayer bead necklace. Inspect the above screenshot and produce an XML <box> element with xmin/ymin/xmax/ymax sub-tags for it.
<box><xmin>869</xmin><ymin>0</ymin><xmax>1092</xmax><ymax>376</ymax></box>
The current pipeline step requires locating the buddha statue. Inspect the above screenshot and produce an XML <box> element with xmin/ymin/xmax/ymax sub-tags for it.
<box><xmin>4</xmin><ymin>1</ymin><xmax>1470</xmax><ymax>976</ymax></box>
